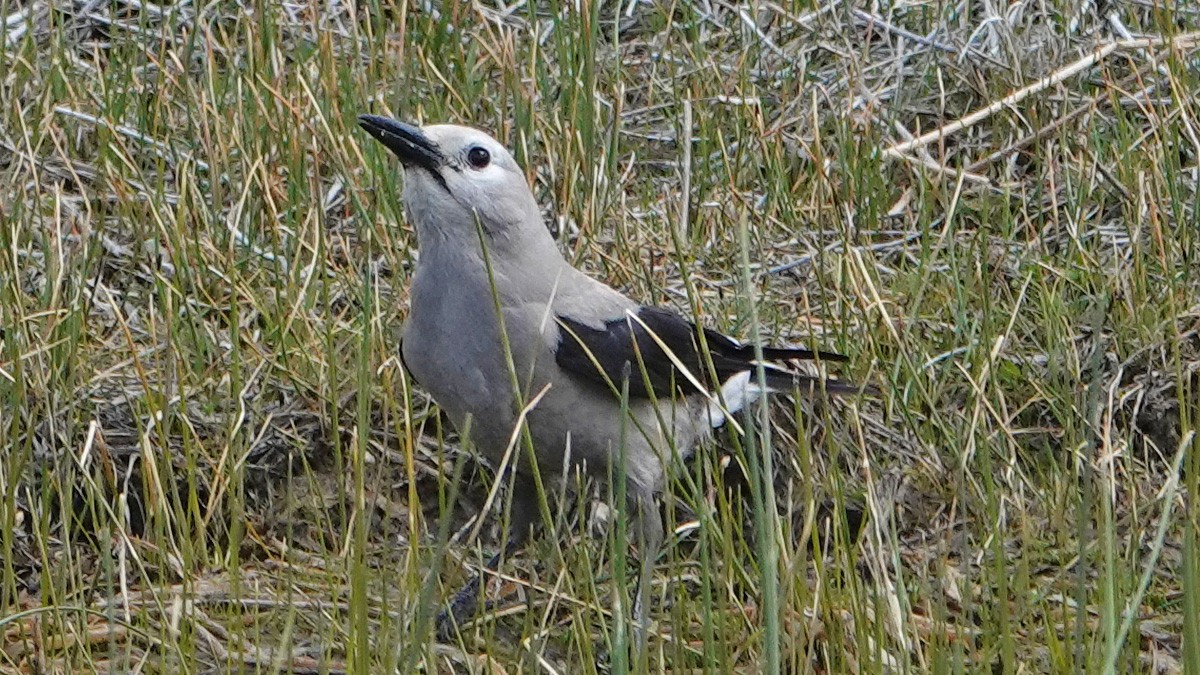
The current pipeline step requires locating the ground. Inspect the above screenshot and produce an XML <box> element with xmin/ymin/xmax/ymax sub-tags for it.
<box><xmin>1</xmin><ymin>0</ymin><xmax>1198</xmax><ymax>673</ymax></box>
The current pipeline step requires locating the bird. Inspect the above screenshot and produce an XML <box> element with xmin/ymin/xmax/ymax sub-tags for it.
<box><xmin>356</xmin><ymin>114</ymin><xmax>870</xmax><ymax>643</ymax></box>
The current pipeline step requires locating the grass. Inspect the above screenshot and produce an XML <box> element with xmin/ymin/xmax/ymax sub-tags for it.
<box><xmin>1</xmin><ymin>0</ymin><xmax>1198</xmax><ymax>672</ymax></box>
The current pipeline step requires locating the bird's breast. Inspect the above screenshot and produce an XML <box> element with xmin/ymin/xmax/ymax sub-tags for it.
<box><xmin>401</xmin><ymin>263</ymin><xmax>560</xmax><ymax>456</ymax></box>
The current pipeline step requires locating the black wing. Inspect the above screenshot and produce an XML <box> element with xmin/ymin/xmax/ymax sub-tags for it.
<box><xmin>397</xmin><ymin>337</ymin><xmax>417</xmax><ymax>384</ymax></box>
<box><xmin>554</xmin><ymin>306</ymin><xmax>848</xmax><ymax>399</ymax></box>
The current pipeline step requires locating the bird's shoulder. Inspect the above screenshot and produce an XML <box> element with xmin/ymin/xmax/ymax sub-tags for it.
<box><xmin>547</xmin><ymin>271</ymin><xmax>637</xmax><ymax>329</ymax></box>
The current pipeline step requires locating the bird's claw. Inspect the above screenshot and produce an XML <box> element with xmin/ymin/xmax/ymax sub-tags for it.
<box><xmin>434</xmin><ymin>575</ymin><xmax>483</xmax><ymax>641</ymax></box>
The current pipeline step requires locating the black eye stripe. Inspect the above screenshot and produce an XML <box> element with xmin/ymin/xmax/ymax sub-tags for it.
<box><xmin>466</xmin><ymin>146</ymin><xmax>491</xmax><ymax>169</ymax></box>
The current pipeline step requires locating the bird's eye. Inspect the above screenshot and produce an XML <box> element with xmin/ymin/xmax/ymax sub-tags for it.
<box><xmin>466</xmin><ymin>146</ymin><xmax>491</xmax><ymax>169</ymax></box>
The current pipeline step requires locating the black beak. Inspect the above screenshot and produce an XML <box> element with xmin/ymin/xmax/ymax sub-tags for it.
<box><xmin>357</xmin><ymin>115</ymin><xmax>444</xmax><ymax>174</ymax></box>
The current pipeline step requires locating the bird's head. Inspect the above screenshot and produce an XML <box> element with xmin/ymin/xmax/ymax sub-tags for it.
<box><xmin>358</xmin><ymin>115</ymin><xmax>544</xmax><ymax>247</ymax></box>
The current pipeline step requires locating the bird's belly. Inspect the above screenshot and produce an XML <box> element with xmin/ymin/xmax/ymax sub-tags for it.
<box><xmin>524</xmin><ymin>380</ymin><xmax>707</xmax><ymax>493</ymax></box>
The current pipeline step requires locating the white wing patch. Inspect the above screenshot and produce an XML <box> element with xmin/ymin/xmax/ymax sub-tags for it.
<box><xmin>705</xmin><ymin>370</ymin><xmax>770</xmax><ymax>429</ymax></box>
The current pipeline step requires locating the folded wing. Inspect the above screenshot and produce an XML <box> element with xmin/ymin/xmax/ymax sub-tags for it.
<box><xmin>555</xmin><ymin>305</ymin><xmax>858</xmax><ymax>402</ymax></box>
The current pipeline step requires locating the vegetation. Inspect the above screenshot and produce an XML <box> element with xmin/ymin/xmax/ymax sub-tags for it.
<box><xmin>1</xmin><ymin>0</ymin><xmax>1197</xmax><ymax>672</ymax></box>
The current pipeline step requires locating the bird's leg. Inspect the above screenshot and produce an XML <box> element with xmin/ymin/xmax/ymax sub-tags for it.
<box><xmin>628</xmin><ymin>487</ymin><xmax>663</xmax><ymax>658</ymax></box>
<box><xmin>435</xmin><ymin>476</ymin><xmax>539</xmax><ymax>641</ymax></box>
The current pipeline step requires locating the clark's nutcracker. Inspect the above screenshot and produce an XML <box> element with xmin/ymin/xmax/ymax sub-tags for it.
<box><xmin>358</xmin><ymin>115</ymin><xmax>868</xmax><ymax>639</ymax></box>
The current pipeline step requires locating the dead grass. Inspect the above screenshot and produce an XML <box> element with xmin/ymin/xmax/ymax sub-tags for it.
<box><xmin>1</xmin><ymin>0</ymin><xmax>1198</xmax><ymax>672</ymax></box>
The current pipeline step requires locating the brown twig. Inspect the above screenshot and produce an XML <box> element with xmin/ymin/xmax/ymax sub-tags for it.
<box><xmin>883</xmin><ymin>33</ymin><xmax>1200</xmax><ymax>161</ymax></box>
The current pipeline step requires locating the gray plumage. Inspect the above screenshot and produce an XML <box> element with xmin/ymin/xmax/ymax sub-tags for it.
<box><xmin>357</xmin><ymin>115</ymin><xmax>865</xmax><ymax>641</ymax></box>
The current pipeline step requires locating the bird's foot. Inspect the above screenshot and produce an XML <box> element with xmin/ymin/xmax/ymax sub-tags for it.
<box><xmin>434</xmin><ymin>575</ymin><xmax>483</xmax><ymax>642</ymax></box>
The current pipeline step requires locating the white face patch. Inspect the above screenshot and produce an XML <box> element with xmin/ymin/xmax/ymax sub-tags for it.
<box><xmin>466</xmin><ymin>160</ymin><xmax>510</xmax><ymax>185</ymax></box>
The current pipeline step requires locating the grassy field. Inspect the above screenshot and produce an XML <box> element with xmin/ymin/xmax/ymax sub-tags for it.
<box><xmin>2</xmin><ymin>0</ymin><xmax>1198</xmax><ymax>672</ymax></box>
